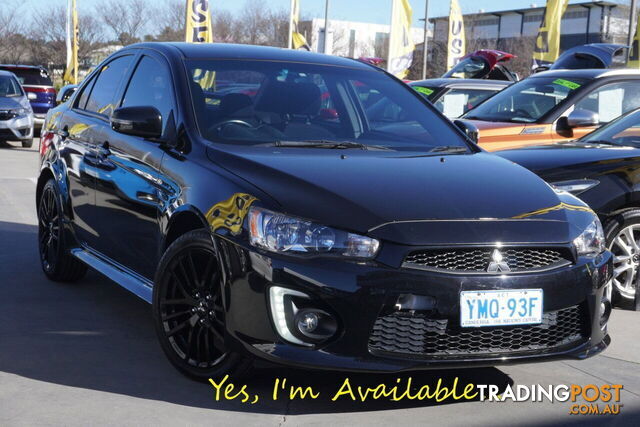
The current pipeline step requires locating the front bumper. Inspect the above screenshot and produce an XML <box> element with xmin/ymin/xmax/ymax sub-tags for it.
<box><xmin>0</xmin><ymin>114</ymin><xmax>34</xmax><ymax>140</ymax></box>
<box><xmin>218</xmin><ymin>237</ymin><xmax>612</xmax><ymax>373</ymax></box>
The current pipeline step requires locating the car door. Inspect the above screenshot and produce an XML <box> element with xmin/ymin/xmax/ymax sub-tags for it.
<box><xmin>57</xmin><ymin>54</ymin><xmax>135</xmax><ymax>249</ymax></box>
<box><xmin>92</xmin><ymin>53</ymin><xmax>177</xmax><ymax>279</ymax></box>
<box><xmin>554</xmin><ymin>80</ymin><xmax>640</xmax><ymax>141</ymax></box>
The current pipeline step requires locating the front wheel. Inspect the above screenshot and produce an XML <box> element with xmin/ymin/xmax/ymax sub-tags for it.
<box><xmin>152</xmin><ymin>229</ymin><xmax>252</xmax><ymax>381</ymax></box>
<box><xmin>605</xmin><ymin>209</ymin><xmax>640</xmax><ymax>304</ymax></box>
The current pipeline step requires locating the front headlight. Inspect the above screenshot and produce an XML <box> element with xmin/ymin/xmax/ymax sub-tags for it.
<box><xmin>551</xmin><ymin>179</ymin><xmax>599</xmax><ymax>195</ymax></box>
<box><xmin>573</xmin><ymin>218</ymin><xmax>605</xmax><ymax>257</ymax></box>
<box><xmin>13</xmin><ymin>108</ymin><xmax>30</xmax><ymax>117</ymax></box>
<box><xmin>248</xmin><ymin>207</ymin><xmax>380</xmax><ymax>259</ymax></box>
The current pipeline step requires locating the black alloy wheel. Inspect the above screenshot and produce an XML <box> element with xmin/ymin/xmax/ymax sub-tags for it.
<box><xmin>153</xmin><ymin>229</ymin><xmax>251</xmax><ymax>381</ymax></box>
<box><xmin>37</xmin><ymin>179</ymin><xmax>87</xmax><ymax>282</ymax></box>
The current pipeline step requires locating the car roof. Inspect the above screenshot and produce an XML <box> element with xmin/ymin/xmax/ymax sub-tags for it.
<box><xmin>0</xmin><ymin>70</ymin><xmax>18</xmax><ymax>77</ymax></box>
<box><xmin>529</xmin><ymin>68</ymin><xmax>640</xmax><ymax>80</ymax></box>
<box><xmin>410</xmin><ymin>78</ymin><xmax>512</xmax><ymax>88</ymax></box>
<box><xmin>0</xmin><ymin>64</ymin><xmax>47</xmax><ymax>71</ymax></box>
<box><xmin>124</xmin><ymin>42</ymin><xmax>375</xmax><ymax>70</ymax></box>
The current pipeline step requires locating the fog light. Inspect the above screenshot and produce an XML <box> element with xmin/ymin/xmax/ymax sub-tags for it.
<box><xmin>294</xmin><ymin>308</ymin><xmax>337</xmax><ymax>341</ymax></box>
<box><xmin>599</xmin><ymin>298</ymin><xmax>612</xmax><ymax>329</ymax></box>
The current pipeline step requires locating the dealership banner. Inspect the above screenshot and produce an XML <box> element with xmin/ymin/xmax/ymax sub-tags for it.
<box><xmin>532</xmin><ymin>0</ymin><xmax>568</xmax><ymax>69</ymax></box>
<box><xmin>629</xmin><ymin>12</ymin><xmax>640</xmax><ymax>68</ymax></box>
<box><xmin>63</xmin><ymin>0</ymin><xmax>78</xmax><ymax>85</ymax></box>
<box><xmin>387</xmin><ymin>0</ymin><xmax>415</xmax><ymax>78</ymax></box>
<box><xmin>185</xmin><ymin>0</ymin><xmax>214</xmax><ymax>43</ymax></box>
<box><xmin>446</xmin><ymin>0</ymin><xmax>465</xmax><ymax>71</ymax></box>
<box><xmin>290</xmin><ymin>0</ymin><xmax>310</xmax><ymax>50</ymax></box>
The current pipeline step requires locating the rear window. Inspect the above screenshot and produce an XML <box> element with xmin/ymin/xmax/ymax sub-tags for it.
<box><xmin>0</xmin><ymin>68</ymin><xmax>53</xmax><ymax>86</ymax></box>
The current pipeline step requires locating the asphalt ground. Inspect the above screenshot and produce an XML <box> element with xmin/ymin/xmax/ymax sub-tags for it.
<box><xmin>0</xmin><ymin>139</ymin><xmax>639</xmax><ymax>426</ymax></box>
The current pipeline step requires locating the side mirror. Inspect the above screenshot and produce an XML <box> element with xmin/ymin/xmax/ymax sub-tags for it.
<box><xmin>27</xmin><ymin>92</ymin><xmax>37</xmax><ymax>100</ymax></box>
<box><xmin>56</xmin><ymin>84</ymin><xmax>78</xmax><ymax>104</ymax></box>
<box><xmin>453</xmin><ymin>119</ymin><xmax>479</xmax><ymax>144</ymax></box>
<box><xmin>566</xmin><ymin>109</ymin><xmax>599</xmax><ymax>128</ymax></box>
<box><xmin>111</xmin><ymin>106</ymin><xmax>162</xmax><ymax>139</ymax></box>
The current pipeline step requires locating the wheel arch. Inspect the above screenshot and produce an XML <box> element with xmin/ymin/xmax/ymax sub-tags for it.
<box><xmin>162</xmin><ymin>206</ymin><xmax>210</xmax><ymax>252</ymax></box>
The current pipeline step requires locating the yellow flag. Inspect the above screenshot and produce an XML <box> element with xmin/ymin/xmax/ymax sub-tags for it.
<box><xmin>186</xmin><ymin>0</ymin><xmax>215</xmax><ymax>90</ymax></box>
<box><xmin>629</xmin><ymin>12</ymin><xmax>640</xmax><ymax>68</ymax></box>
<box><xmin>387</xmin><ymin>0</ymin><xmax>415</xmax><ymax>78</ymax></box>
<box><xmin>532</xmin><ymin>0</ymin><xmax>568</xmax><ymax>68</ymax></box>
<box><xmin>63</xmin><ymin>0</ymin><xmax>78</xmax><ymax>85</ymax></box>
<box><xmin>290</xmin><ymin>0</ymin><xmax>310</xmax><ymax>50</ymax></box>
<box><xmin>446</xmin><ymin>0</ymin><xmax>465</xmax><ymax>71</ymax></box>
<box><xmin>185</xmin><ymin>0</ymin><xmax>214</xmax><ymax>43</ymax></box>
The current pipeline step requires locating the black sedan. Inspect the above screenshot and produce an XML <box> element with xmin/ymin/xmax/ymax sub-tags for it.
<box><xmin>499</xmin><ymin>108</ymin><xmax>640</xmax><ymax>305</ymax></box>
<box><xmin>409</xmin><ymin>78</ymin><xmax>511</xmax><ymax>119</ymax></box>
<box><xmin>38</xmin><ymin>42</ymin><xmax>612</xmax><ymax>380</ymax></box>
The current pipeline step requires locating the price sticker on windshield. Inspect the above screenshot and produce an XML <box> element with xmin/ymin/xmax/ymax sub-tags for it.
<box><xmin>553</xmin><ymin>79</ymin><xmax>581</xmax><ymax>90</ymax></box>
<box><xmin>413</xmin><ymin>86</ymin><xmax>434</xmax><ymax>96</ymax></box>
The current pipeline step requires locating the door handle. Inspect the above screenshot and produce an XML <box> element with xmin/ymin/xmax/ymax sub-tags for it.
<box><xmin>56</xmin><ymin>129</ymin><xmax>69</xmax><ymax>140</ymax></box>
<box><xmin>97</xmin><ymin>141</ymin><xmax>111</xmax><ymax>158</ymax></box>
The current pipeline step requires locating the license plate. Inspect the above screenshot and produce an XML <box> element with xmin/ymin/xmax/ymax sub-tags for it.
<box><xmin>460</xmin><ymin>289</ymin><xmax>543</xmax><ymax>327</ymax></box>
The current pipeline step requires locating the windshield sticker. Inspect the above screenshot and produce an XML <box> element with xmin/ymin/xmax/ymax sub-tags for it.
<box><xmin>413</xmin><ymin>86</ymin><xmax>434</xmax><ymax>96</ymax></box>
<box><xmin>553</xmin><ymin>79</ymin><xmax>581</xmax><ymax>90</ymax></box>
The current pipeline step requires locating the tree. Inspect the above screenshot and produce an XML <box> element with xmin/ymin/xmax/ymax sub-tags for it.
<box><xmin>0</xmin><ymin>0</ymin><xmax>28</xmax><ymax>63</ymax></box>
<box><xmin>95</xmin><ymin>0</ymin><xmax>147</xmax><ymax>46</ymax></box>
<box><xmin>154</xmin><ymin>0</ymin><xmax>186</xmax><ymax>42</ymax></box>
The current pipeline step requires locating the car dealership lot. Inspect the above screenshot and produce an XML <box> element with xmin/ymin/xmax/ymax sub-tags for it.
<box><xmin>0</xmin><ymin>140</ymin><xmax>639</xmax><ymax>426</ymax></box>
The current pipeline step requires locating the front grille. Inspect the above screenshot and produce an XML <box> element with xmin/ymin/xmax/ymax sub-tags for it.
<box><xmin>369</xmin><ymin>305</ymin><xmax>587</xmax><ymax>358</ymax></box>
<box><xmin>403</xmin><ymin>247</ymin><xmax>571</xmax><ymax>273</ymax></box>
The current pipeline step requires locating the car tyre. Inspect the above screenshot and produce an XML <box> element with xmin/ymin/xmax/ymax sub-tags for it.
<box><xmin>604</xmin><ymin>209</ymin><xmax>640</xmax><ymax>306</ymax></box>
<box><xmin>22</xmin><ymin>139</ymin><xmax>34</xmax><ymax>148</ymax></box>
<box><xmin>37</xmin><ymin>179</ymin><xmax>87</xmax><ymax>282</ymax></box>
<box><xmin>152</xmin><ymin>229</ymin><xmax>252</xmax><ymax>382</ymax></box>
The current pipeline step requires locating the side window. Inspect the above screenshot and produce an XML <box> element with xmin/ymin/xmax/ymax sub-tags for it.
<box><xmin>433</xmin><ymin>89</ymin><xmax>497</xmax><ymax>118</ymax></box>
<box><xmin>75</xmin><ymin>73</ymin><xmax>97</xmax><ymax>110</ymax></box>
<box><xmin>573</xmin><ymin>81</ymin><xmax>640</xmax><ymax>123</ymax></box>
<box><xmin>84</xmin><ymin>55</ymin><xmax>133</xmax><ymax>117</ymax></box>
<box><xmin>121</xmin><ymin>56</ymin><xmax>174</xmax><ymax>131</ymax></box>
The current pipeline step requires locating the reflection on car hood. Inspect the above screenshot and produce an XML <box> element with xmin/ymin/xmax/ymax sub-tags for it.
<box><xmin>208</xmin><ymin>145</ymin><xmax>585</xmax><ymax>244</ymax></box>
<box><xmin>0</xmin><ymin>97</ymin><xmax>23</xmax><ymax>110</ymax></box>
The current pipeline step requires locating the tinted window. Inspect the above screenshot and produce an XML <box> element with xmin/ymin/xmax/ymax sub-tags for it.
<box><xmin>573</xmin><ymin>81</ymin><xmax>640</xmax><ymax>124</ymax></box>
<box><xmin>75</xmin><ymin>73</ymin><xmax>98</xmax><ymax>110</ymax></box>
<box><xmin>0</xmin><ymin>75</ymin><xmax>23</xmax><ymax>97</ymax></box>
<box><xmin>121</xmin><ymin>56</ymin><xmax>174</xmax><ymax>131</ymax></box>
<box><xmin>186</xmin><ymin>59</ymin><xmax>467</xmax><ymax>152</ymax></box>
<box><xmin>84</xmin><ymin>55</ymin><xmax>133</xmax><ymax>117</ymax></box>
<box><xmin>583</xmin><ymin>110</ymin><xmax>640</xmax><ymax>146</ymax></box>
<box><xmin>0</xmin><ymin>68</ymin><xmax>53</xmax><ymax>86</ymax></box>
<box><xmin>465</xmin><ymin>77</ymin><xmax>586</xmax><ymax>123</ymax></box>
<box><xmin>433</xmin><ymin>88</ymin><xmax>499</xmax><ymax>118</ymax></box>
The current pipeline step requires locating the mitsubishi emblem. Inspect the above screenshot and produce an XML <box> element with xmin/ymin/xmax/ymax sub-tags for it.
<box><xmin>487</xmin><ymin>249</ymin><xmax>511</xmax><ymax>273</ymax></box>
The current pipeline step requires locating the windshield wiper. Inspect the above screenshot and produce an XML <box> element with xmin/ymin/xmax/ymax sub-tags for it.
<box><xmin>428</xmin><ymin>145</ymin><xmax>469</xmax><ymax>153</ymax></box>
<box><xmin>582</xmin><ymin>139</ymin><xmax>620</xmax><ymax>146</ymax></box>
<box><xmin>274</xmin><ymin>140</ymin><xmax>368</xmax><ymax>149</ymax></box>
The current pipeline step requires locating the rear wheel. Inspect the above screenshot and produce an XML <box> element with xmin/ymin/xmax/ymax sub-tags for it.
<box><xmin>37</xmin><ymin>180</ymin><xmax>87</xmax><ymax>282</ymax></box>
<box><xmin>605</xmin><ymin>209</ymin><xmax>640</xmax><ymax>304</ymax></box>
<box><xmin>152</xmin><ymin>229</ymin><xmax>252</xmax><ymax>381</ymax></box>
<box><xmin>22</xmin><ymin>139</ymin><xmax>33</xmax><ymax>148</ymax></box>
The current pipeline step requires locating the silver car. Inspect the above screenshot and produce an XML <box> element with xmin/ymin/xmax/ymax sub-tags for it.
<box><xmin>0</xmin><ymin>70</ymin><xmax>34</xmax><ymax>148</ymax></box>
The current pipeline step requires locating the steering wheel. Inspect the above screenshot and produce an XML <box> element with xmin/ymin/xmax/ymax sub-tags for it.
<box><xmin>210</xmin><ymin>119</ymin><xmax>255</xmax><ymax>133</ymax></box>
<box><xmin>513</xmin><ymin>108</ymin><xmax>533</xmax><ymax>119</ymax></box>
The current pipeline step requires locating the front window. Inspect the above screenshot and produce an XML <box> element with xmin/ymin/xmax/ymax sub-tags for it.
<box><xmin>0</xmin><ymin>75</ymin><xmax>23</xmax><ymax>97</ymax></box>
<box><xmin>465</xmin><ymin>77</ymin><xmax>587</xmax><ymax>123</ymax></box>
<box><xmin>432</xmin><ymin>88</ymin><xmax>499</xmax><ymax>118</ymax></box>
<box><xmin>186</xmin><ymin>59</ymin><xmax>469</xmax><ymax>152</ymax></box>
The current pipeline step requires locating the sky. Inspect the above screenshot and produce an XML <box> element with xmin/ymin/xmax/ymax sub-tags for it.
<box><xmin>26</xmin><ymin>0</ymin><xmax>630</xmax><ymax>28</ymax></box>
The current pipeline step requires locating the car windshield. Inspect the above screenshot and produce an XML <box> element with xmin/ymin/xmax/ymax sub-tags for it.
<box><xmin>410</xmin><ymin>85</ymin><xmax>438</xmax><ymax>99</ymax></box>
<box><xmin>186</xmin><ymin>59</ymin><xmax>469</xmax><ymax>152</ymax></box>
<box><xmin>464</xmin><ymin>76</ymin><xmax>587</xmax><ymax>123</ymax></box>
<box><xmin>581</xmin><ymin>109</ymin><xmax>640</xmax><ymax>147</ymax></box>
<box><xmin>0</xmin><ymin>75</ymin><xmax>22</xmax><ymax>97</ymax></box>
<box><xmin>3</xmin><ymin>68</ymin><xmax>53</xmax><ymax>86</ymax></box>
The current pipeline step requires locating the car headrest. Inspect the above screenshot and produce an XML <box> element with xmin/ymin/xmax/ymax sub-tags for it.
<box><xmin>255</xmin><ymin>81</ymin><xmax>321</xmax><ymax>116</ymax></box>
<box><xmin>219</xmin><ymin>93</ymin><xmax>254</xmax><ymax>118</ymax></box>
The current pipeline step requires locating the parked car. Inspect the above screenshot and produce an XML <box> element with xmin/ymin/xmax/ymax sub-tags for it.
<box><xmin>463</xmin><ymin>69</ymin><xmax>640</xmax><ymax>151</ymax></box>
<box><xmin>443</xmin><ymin>49</ymin><xmax>518</xmax><ymax>82</ymax></box>
<box><xmin>38</xmin><ymin>42</ymin><xmax>612</xmax><ymax>380</ymax></box>
<box><xmin>536</xmin><ymin>43</ymin><xmax>627</xmax><ymax>73</ymax></box>
<box><xmin>0</xmin><ymin>70</ymin><xmax>34</xmax><ymax>148</ymax></box>
<box><xmin>409</xmin><ymin>79</ymin><xmax>511</xmax><ymax>119</ymax></box>
<box><xmin>0</xmin><ymin>65</ymin><xmax>56</xmax><ymax>131</ymax></box>
<box><xmin>498</xmin><ymin>107</ymin><xmax>640</xmax><ymax>305</ymax></box>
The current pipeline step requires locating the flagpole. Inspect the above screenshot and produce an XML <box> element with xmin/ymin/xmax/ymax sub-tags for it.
<box><xmin>323</xmin><ymin>0</ymin><xmax>330</xmax><ymax>53</ymax></box>
<box><xmin>387</xmin><ymin>0</ymin><xmax>395</xmax><ymax>72</ymax></box>
<box><xmin>421</xmin><ymin>0</ymin><xmax>429</xmax><ymax>79</ymax></box>
<box><xmin>629</xmin><ymin>0</ymin><xmax>638</xmax><ymax>61</ymax></box>
<box><xmin>288</xmin><ymin>0</ymin><xmax>294</xmax><ymax>49</ymax></box>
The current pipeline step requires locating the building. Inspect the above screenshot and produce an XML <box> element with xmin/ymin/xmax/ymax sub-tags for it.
<box><xmin>298</xmin><ymin>18</ymin><xmax>427</xmax><ymax>59</ymax></box>
<box><xmin>430</xmin><ymin>1</ymin><xmax>627</xmax><ymax>50</ymax></box>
